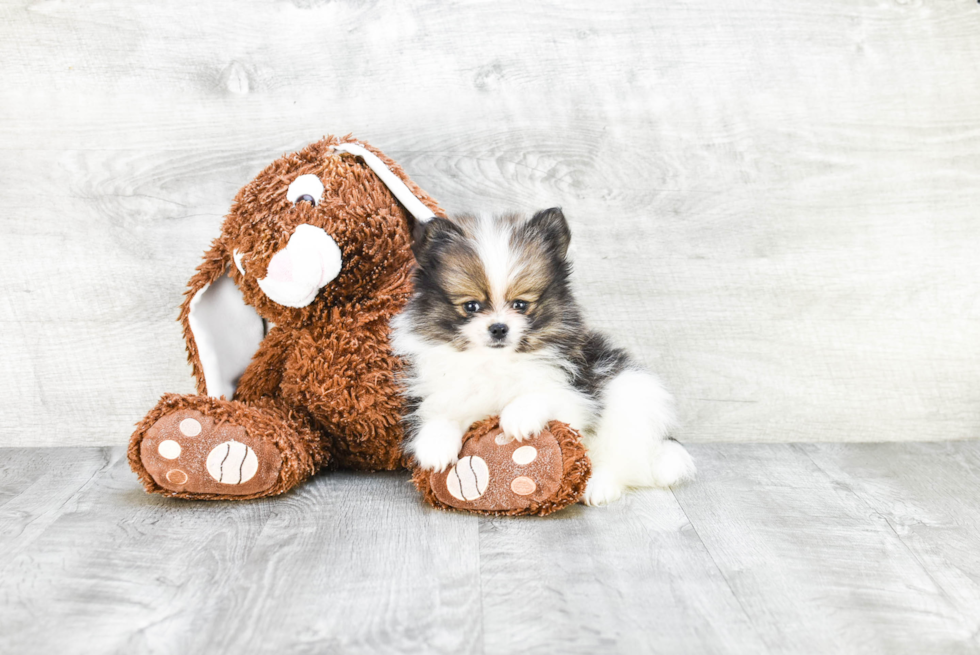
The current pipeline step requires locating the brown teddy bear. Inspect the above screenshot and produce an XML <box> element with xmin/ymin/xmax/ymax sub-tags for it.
<box><xmin>128</xmin><ymin>135</ymin><xmax>589</xmax><ymax>515</ymax></box>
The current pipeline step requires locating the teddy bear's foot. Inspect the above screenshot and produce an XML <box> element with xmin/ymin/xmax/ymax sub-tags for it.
<box><xmin>413</xmin><ymin>418</ymin><xmax>591</xmax><ymax>517</ymax></box>
<box><xmin>130</xmin><ymin>395</ymin><xmax>322</xmax><ymax>500</ymax></box>
<box><xmin>138</xmin><ymin>408</ymin><xmax>283</xmax><ymax>497</ymax></box>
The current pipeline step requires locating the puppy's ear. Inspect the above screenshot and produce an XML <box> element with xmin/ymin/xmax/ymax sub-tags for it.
<box><xmin>412</xmin><ymin>216</ymin><xmax>464</xmax><ymax>262</ymax></box>
<box><xmin>527</xmin><ymin>207</ymin><xmax>571</xmax><ymax>259</ymax></box>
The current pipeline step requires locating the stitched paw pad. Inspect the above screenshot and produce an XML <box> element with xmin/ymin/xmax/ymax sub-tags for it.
<box><xmin>428</xmin><ymin>424</ymin><xmax>564</xmax><ymax>512</ymax></box>
<box><xmin>139</xmin><ymin>409</ymin><xmax>282</xmax><ymax>496</ymax></box>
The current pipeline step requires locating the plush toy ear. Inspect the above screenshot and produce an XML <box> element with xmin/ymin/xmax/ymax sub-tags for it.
<box><xmin>333</xmin><ymin>142</ymin><xmax>436</xmax><ymax>223</ymax></box>
<box><xmin>333</xmin><ymin>141</ymin><xmax>443</xmax><ymax>244</ymax></box>
<box><xmin>178</xmin><ymin>241</ymin><xmax>266</xmax><ymax>399</ymax></box>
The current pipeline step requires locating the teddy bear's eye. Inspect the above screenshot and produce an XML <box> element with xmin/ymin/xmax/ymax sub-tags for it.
<box><xmin>286</xmin><ymin>174</ymin><xmax>325</xmax><ymax>207</ymax></box>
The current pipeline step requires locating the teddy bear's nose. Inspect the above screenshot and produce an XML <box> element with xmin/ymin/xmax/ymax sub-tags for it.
<box><xmin>257</xmin><ymin>224</ymin><xmax>342</xmax><ymax>308</ymax></box>
<box><xmin>266</xmin><ymin>250</ymin><xmax>294</xmax><ymax>283</ymax></box>
<box><xmin>296</xmin><ymin>194</ymin><xmax>315</xmax><ymax>205</ymax></box>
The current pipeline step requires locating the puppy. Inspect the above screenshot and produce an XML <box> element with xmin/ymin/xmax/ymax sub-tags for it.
<box><xmin>390</xmin><ymin>209</ymin><xmax>695</xmax><ymax>505</ymax></box>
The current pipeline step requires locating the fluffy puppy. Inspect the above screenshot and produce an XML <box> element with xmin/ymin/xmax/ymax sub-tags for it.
<box><xmin>390</xmin><ymin>209</ymin><xmax>695</xmax><ymax>505</ymax></box>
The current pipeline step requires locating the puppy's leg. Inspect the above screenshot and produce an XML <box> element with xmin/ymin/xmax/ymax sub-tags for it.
<box><xmin>583</xmin><ymin>370</ymin><xmax>695</xmax><ymax>506</ymax></box>
<box><xmin>407</xmin><ymin>419</ymin><xmax>465</xmax><ymax>471</ymax></box>
<box><xmin>500</xmin><ymin>393</ymin><xmax>554</xmax><ymax>441</ymax></box>
<box><xmin>500</xmin><ymin>391</ymin><xmax>593</xmax><ymax>442</ymax></box>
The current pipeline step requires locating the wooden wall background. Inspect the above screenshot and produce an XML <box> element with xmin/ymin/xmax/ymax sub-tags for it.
<box><xmin>2</xmin><ymin>0</ymin><xmax>978</xmax><ymax>447</ymax></box>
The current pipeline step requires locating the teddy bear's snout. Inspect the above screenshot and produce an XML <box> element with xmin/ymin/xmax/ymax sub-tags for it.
<box><xmin>256</xmin><ymin>224</ymin><xmax>343</xmax><ymax>308</ymax></box>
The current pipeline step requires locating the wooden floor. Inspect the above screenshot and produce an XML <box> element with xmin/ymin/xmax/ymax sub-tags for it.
<box><xmin>2</xmin><ymin>443</ymin><xmax>979</xmax><ymax>654</ymax></box>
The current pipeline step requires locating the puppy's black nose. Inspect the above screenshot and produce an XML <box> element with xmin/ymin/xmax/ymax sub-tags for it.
<box><xmin>488</xmin><ymin>323</ymin><xmax>509</xmax><ymax>339</ymax></box>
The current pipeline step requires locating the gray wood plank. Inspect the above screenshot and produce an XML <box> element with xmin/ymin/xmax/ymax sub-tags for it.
<box><xmin>673</xmin><ymin>443</ymin><xmax>980</xmax><ymax>654</ymax></box>
<box><xmin>2</xmin><ymin>0</ymin><xmax>980</xmax><ymax>446</ymax></box>
<box><xmin>3</xmin><ymin>444</ymin><xmax>980</xmax><ymax>653</ymax></box>
<box><xmin>0</xmin><ymin>447</ymin><xmax>111</xmax><ymax>544</ymax></box>
<box><xmin>478</xmin><ymin>492</ymin><xmax>767</xmax><ymax>654</ymax></box>
<box><xmin>192</xmin><ymin>471</ymin><xmax>482</xmax><ymax>655</ymax></box>
<box><xmin>0</xmin><ymin>448</ymin><xmax>87</xmax><ymax>508</ymax></box>
<box><xmin>0</xmin><ymin>448</ymin><xmax>278</xmax><ymax>654</ymax></box>
<box><xmin>0</xmin><ymin>448</ymin><xmax>481</xmax><ymax>655</ymax></box>
<box><xmin>801</xmin><ymin>442</ymin><xmax>980</xmax><ymax>634</ymax></box>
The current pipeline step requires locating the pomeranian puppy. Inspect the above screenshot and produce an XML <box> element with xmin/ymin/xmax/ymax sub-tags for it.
<box><xmin>390</xmin><ymin>208</ymin><xmax>695</xmax><ymax>505</ymax></box>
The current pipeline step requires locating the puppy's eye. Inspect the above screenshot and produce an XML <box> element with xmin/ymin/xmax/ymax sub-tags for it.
<box><xmin>511</xmin><ymin>299</ymin><xmax>529</xmax><ymax>313</ymax></box>
<box><xmin>463</xmin><ymin>301</ymin><xmax>481</xmax><ymax>314</ymax></box>
<box><xmin>286</xmin><ymin>174</ymin><xmax>325</xmax><ymax>207</ymax></box>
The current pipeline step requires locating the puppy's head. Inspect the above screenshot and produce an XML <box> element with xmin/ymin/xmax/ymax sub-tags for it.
<box><xmin>410</xmin><ymin>208</ymin><xmax>575</xmax><ymax>352</ymax></box>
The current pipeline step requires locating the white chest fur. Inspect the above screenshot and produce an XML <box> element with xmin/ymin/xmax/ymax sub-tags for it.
<box><xmin>394</xmin><ymin>330</ymin><xmax>592</xmax><ymax>429</ymax></box>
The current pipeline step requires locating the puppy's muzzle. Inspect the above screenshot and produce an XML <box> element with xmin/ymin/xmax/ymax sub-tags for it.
<box><xmin>488</xmin><ymin>323</ymin><xmax>509</xmax><ymax>340</ymax></box>
<box><xmin>257</xmin><ymin>224</ymin><xmax>342</xmax><ymax>308</ymax></box>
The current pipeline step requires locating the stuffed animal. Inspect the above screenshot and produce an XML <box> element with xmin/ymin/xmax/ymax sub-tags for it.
<box><xmin>128</xmin><ymin>135</ymin><xmax>590</xmax><ymax>514</ymax></box>
<box><xmin>413</xmin><ymin>417</ymin><xmax>591</xmax><ymax>516</ymax></box>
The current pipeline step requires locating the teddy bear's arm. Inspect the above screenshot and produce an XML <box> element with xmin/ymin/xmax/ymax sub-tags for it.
<box><xmin>278</xmin><ymin>326</ymin><xmax>405</xmax><ymax>469</ymax></box>
<box><xmin>280</xmin><ymin>327</ymin><xmax>365</xmax><ymax>423</ymax></box>
<box><xmin>232</xmin><ymin>328</ymin><xmax>293</xmax><ymax>403</ymax></box>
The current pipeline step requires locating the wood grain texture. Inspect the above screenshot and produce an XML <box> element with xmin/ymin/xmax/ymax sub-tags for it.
<box><xmin>478</xmin><ymin>495</ymin><xmax>767</xmax><ymax>653</ymax></box>
<box><xmin>673</xmin><ymin>443</ymin><xmax>980</xmax><ymax>654</ymax></box>
<box><xmin>801</xmin><ymin>442</ymin><xmax>980</xmax><ymax>632</ymax></box>
<box><xmin>2</xmin><ymin>443</ymin><xmax>980</xmax><ymax>653</ymax></box>
<box><xmin>0</xmin><ymin>449</ymin><xmax>481</xmax><ymax>654</ymax></box>
<box><xmin>2</xmin><ymin>0</ymin><xmax>979</xmax><ymax>446</ymax></box>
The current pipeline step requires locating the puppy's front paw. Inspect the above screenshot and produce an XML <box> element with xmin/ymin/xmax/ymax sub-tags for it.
<box><xmin>500</xmin><ymin>395</ymin><xmax>552</xmax><ymax>442</ymax></box>
<box><xmin>411</xmin><ymin>420</ymin><xmax>464</xmax><ymax>472</ymax></box>
<box><xmin>581</xmin><ymin>469</ymin><xmax>625</xmax><ymax>507</ymax></box>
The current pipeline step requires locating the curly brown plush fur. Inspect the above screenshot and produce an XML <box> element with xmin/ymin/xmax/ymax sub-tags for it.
<box><xmin>129</xmin><ymin>136</ymin><xmax>443</xmax><ymax>499</ymax></box>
